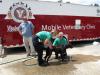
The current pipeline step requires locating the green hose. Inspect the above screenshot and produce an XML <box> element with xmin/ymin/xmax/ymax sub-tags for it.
<box><xmin>0</xmin><ymin>56</ymin><xmax>37</xmax><ymax>66</ymax></box>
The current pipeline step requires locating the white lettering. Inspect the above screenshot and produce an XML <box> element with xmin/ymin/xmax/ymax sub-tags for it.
<box><xmin>86</xmin><ymin>24</ymin><xmax>95</xmax><ymax>29</ymax></box>
<box><xmin>57</xmin><ymin>25</ymin><xmax>61</xmax><ymax>30</ymax></box>
<box><xmin>7</xmin><ymin>25</ymin><xmax>18</xmax><ymax>32</ymax></box>
<box><xmin>41</xmin><ymin>24</ymin><xmax>96</xmax><ymax>30</ymax></box>
<box><xmin>41</xmin><ymin>25</ymin><xmax>61</xmax><ymax>30</ymax></box>
<box><xmin>81</xmin><ymin>26</ymin><xmax>85</xmax><ymax>30</ymax></box>
<box><xmin>62</xmin><ymin>25</ymin><xmax>71</xmax><ymax>30</ymax></box>
<box><xmin>41</xmin><ymin>25</ymin><xmax>48</xmax><ymax>30</ymax></box>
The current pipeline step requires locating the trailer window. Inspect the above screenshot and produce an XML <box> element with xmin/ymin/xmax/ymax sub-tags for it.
<box><xmin>75</xmin><ymin>19</ymin><xmax>81</xmax><ymax>29</ymax></box>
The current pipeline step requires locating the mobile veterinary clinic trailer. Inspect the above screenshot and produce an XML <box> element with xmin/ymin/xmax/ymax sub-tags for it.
<box><xmin>0</xmin><ymin>0</ymin><xmax>100</xmax><ymax>54</ymax></box>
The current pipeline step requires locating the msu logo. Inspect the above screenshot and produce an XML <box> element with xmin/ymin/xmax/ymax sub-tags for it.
<box><xmin>6</xmin><ymin>2</ymin><xmax>33</xmax><ymax>23</ymax></box>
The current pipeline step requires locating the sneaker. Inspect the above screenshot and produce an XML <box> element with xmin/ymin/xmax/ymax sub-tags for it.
<box><xmin>27</xmin><ymin>54</ymin><xmax>31</xmax><ymax>57</ymax></box>
<box><xmin>30</xmin><ymin>54</ymin><xmax>37</xmax><ymax>58</ymax></box>
<box><xmin>0</xmin><ymin>55</ymin><xmax>6</xmax><ymax>58</ymax></box>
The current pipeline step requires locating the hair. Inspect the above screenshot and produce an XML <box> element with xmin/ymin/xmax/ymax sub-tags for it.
<box><xmin>58</xmin><ymin>32</ymin><xmax>64</xmax><ymax>36</ymax></box>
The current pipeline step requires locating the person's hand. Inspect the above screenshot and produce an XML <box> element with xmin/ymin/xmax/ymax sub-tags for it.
<box><xmin>19</xmin><ymin>31</ymin><xmax>22</xmax><ymax>35</ymax></box>
<box><xmin>56</xmin><ymin>46</ymin><xmax>61</xmax><ymax>48</ymax></box>
<box><xmin>49</xmin><ymin>45</ymin><xmax>53</xmax><ymax>49</ymax></box>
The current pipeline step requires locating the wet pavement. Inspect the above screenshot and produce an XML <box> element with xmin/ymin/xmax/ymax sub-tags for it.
<box><xmin>0</xmin><ymin>42</ymin><xmax>100</xmax><ymax>75</ymax></box>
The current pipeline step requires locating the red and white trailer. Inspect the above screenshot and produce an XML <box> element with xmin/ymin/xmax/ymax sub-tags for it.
<box><xmin>0</xmin><ymin>0</ymin><xmax>100</xmax><ymax>54</ymax></box>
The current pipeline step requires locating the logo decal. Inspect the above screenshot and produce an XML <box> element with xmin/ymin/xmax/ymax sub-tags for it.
<box><xmin>5</xmin><ymin>2</ymin><xmax>34</xmax><ymax>23</ymax></box>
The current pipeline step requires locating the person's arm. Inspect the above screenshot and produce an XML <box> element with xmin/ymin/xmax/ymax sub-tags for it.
<box><xmin>18</xmin><ymin>25</ymin><xmax>22</xmax><ymax>35</ymax></box>
<box><xmin>63</xmin><ymin>36</ymin><xmax>73</xmax><ymax>48</ymax></box>
<box><xmin>18</xmin><ymin>30</ymin><xmax>22</xmax><ymax>35</ymax></box>
<box><xmin>29</xmin><ymin>21</ymin><xmax>35</xmax><ymax>35</ymax></box>
<box><xmin>44</xmin><ymin>32</ymin><xmax>53</xmax><ymax>49</ymax></box>
<box><xmin>44</xmin><ymin>39</ymin><xmax>53</xmax><ymax>49</ymax></box>
<box><xmin>53</xmin><ymin>38</ymin><xmax>61</xmax><ymax>48</ymax></box>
